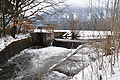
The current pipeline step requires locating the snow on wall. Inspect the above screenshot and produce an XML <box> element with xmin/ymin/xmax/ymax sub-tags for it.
<box><xmin>0</xmin><ymin>33</ymin><xmax>29</xmax><ymax>51</ymax></box>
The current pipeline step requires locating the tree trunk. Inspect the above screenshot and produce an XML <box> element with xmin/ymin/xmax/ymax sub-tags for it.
<box><xmin>2</xmin><ymin>13</ymin><xmax>6</xmax><ymax>36</ymax></box>
<box><xmin>11</xmin><ymin>0</ymin><xmax>19</xmax><ymax>38</ymax></box>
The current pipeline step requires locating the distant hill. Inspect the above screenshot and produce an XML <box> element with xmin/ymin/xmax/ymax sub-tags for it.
<box><xmin>33</xmin><ymin>6</ymin><xmax>112</xmax><ymax>30</ymax></box>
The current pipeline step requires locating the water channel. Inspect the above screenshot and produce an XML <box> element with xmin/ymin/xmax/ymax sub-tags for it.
<box><xmin>0</xmin><ymin>46</ymin><xmax>72</xmax><ymax>80</ymax></box>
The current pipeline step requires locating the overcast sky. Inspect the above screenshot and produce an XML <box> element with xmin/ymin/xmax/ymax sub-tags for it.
<box><xmin>66</xmin><ymin>0</ymin><xmax>109</xmax><ymax>7</ymax></box>
<box><xmin>66</xmin><ymin>0</ymin><xmax>88</xmax><ymax>7</ymax></box>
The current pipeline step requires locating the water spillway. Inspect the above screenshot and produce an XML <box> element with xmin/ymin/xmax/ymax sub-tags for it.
<box><xmin>0</xmin><ymin>46</ymin><xmax>72</xmax><ymax>80</ymax></box>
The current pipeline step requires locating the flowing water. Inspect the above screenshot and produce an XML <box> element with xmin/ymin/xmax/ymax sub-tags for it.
<box><xmin>0</xmin><ymin>46</ymin><xmax>72</xmax><ymax>80</ymax></box>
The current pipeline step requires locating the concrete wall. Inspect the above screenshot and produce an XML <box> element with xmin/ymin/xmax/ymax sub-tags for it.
<box><xmin>31</xmin><ymin>33</ymin><xmax>44</xmax><ymax>46</ymax></box>
<box><xmin>0</xmin><ymin>32</ymin><xmax>54</xmax><ymax>64</ymax></box>
<box><xmin>31</xmin><ymin>32</ymin><xmax>54</xmax><ymax>47</ymax></box>
<box><xmin>52</xmin><ymin>40</ymin><xmax>82</xmax><ymax>49</ymax></box>
<box><xmin>54</xmin><ymin>32</ymin><xmax>65</xmax><ymax>38</ymax></box>
<box><xmin>0</xmin><ymin>37</ymin><xmax>33</xmax><ymax>64</ymax></box>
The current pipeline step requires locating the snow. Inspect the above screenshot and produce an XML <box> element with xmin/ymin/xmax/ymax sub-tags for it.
<box><xmin>62</xmin><ymin>30</ymin><xmax>111</xmax><ymax>39</ymax></box>
<box><xmin>78</xmin><ymin>30</ymin><xmax>111</xmax><ymax>37</ymax></box>
<box><xmin>34</xmin><ymin>29</ymin><xmax>52</xmax><ymax>33</ymax></box>
<box><xmin>0</xmin><ymin>69</ymin><xmax>2</xmax><ymax>71</ymax></box>
<box><xmin>41</xmin><ymin>44</ymin><xmax>104</xmax><ymax>80</ymax></box>
<box><xmin>56</xmin><ymin>60</ymin><xmax>82</xmax><ymax>76</ymax></box>
<box><xmin>43</xmin><ymin>71</ymin><xmax>69</xmax><ymax>80</ymax></box>
<box><xmin>55</xmin><ymin>38</ymin><xmax>84</xmax><ymax>42</ymax></box>
<box><xmin>109</xmin><ymin>71</ymin><xmax>120</xmax><ymax>80</ymax></box>
<box><xmin>0</xmin><ymin>33</ymin><xmax>30</xmax><ymax>51</ymax></box>
<box><xmin>71</xmin><ymin>50</ymin><xmax>120</xmax><ymax>80</ymax></box>
<box><xmin>33</xmin><ymin>29</ymin><xmax>111</xmax><ymax>39</ymax></box>
<box><xmin>54</xmin><ymin>30</ymin><xmax>70</xmax><ymax>33</ymax></box>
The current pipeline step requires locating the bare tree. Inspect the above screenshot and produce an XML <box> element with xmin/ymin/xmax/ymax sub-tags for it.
<box><xmin>69</xmin><ymin>19</ymin><xmax>81</xmax><ymax>39</ymax></box>
<box><xmin>0</xmin><ymin>0</ymin><xmax>68</xmax><ymax>37</ymax></box>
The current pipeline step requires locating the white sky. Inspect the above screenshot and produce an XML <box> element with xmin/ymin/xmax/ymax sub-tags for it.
<box><xmin>66</xmin><ymin>0</ymin><xmax>109</xmax><ymax>7</ymax></box>
<box><xmin>66</xmin><ymin>0</ymin><xmax>89</xmax><ymax>7</ymax></box>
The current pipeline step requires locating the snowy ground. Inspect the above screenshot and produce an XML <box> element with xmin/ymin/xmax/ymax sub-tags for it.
<box><xmin>71</xmin><ymin>50</ymin><xmax>120</xmax><ymax>80</ymax></box>
<box><xmin>62</xmin><ymin>30</ymin><xmax>111</xmax><ymax>39</ymax></box>
<box><xmin>0</xmin><ymin>33</ymin><xmax>30</xmax><ymax>51</ymax></box>
<box><xmin>40</xmin><ymin>44</ymin><xmax>120</xmax><ymax>80</ymax></box>
<box><xmin>41</xmin><ymin>44</ymin><xmax>104</xmax><ymax>80</ymax></box>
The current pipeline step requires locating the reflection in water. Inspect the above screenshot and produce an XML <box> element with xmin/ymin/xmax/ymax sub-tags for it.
<box><xmin>0</xmin><ymin>46</ymin><xmax>71</xmax><ymax>80</ymax></box>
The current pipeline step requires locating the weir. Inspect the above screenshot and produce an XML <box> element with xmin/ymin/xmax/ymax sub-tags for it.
<box><xmin>0</xmin><ymin>29</ymin><xmax>105</xmax><ymax>64</ymax></box>
<box><xmin>0</xmin><ymin>29</ymin><xmax>103</xmax><ymax>64</ymax></box>
<box><xmin>0</xmin><ymin>30</ymin><xmax>105</xmax><ymax>80</ymax></box>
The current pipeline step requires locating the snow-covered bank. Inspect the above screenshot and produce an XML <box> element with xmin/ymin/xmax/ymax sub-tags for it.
<box><xmin>62</xmin><ymin>30</ymin><xmax>111</xmax><ymax>39</ymax></box>
<box><xmin>71</xmin><ymin>50</ymin><xmax>120</xmax><ymax>80</ymax></box>
<box><xmin>39</xmin><ymin>44</ymin><xmax>120</xmax><ymax>80</ymax></box>
<box><xmin>41</xmin><ymin>44</ymin><xmax>104</xmax><ymax>80</ymax></box>
<box><xmin>0</xmin><ymin>33</ymin><xmax>30</xmax><ymax>51</ymax></box>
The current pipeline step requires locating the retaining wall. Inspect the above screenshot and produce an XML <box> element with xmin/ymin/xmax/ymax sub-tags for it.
<box><xmin>0</xmin><ymin>37</ymin><xmax>33</xmax><ymax>64</ymax></box>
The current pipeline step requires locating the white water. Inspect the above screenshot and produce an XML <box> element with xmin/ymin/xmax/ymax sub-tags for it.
<box><xmin>4</xmin><ymin>46</ymin><xmax>72</xmax><ymax>80</ymax></box>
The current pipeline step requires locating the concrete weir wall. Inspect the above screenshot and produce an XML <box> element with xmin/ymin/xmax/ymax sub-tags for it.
<box><xmin>0</xmin><ymin>32</ymin><xmax>83</xmax><ymax>64</ymax></box>
<box><xmin>0</xmin><ymin>32</ymin><xmax>54</xmax><ymax>64</ymax></box>
<box><xmin>52</xmin><ymin>39</ymin><xmax>82</xmax><ymax>49</ymax></box>
<box><xmin>30</xmin><ymin>32</ymin><xmax>54</xmax><ymax>47</ymax></box>
<box><xmin>0</xmin><ymin>37</ymin><xmax>33</xmax><ymax>64</ymax></box>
